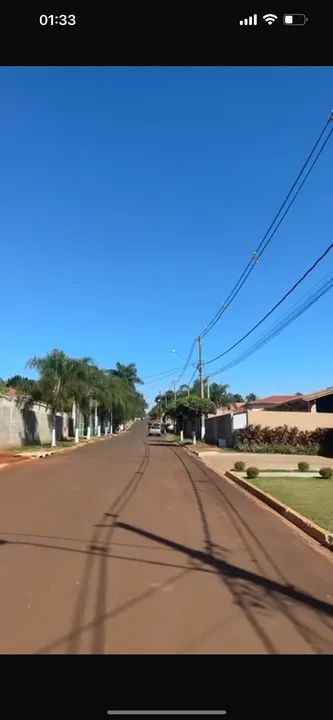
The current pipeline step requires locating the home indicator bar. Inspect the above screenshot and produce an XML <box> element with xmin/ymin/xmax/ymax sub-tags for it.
<box><xmin>107</xmin><ymin>713</ymin><xmax>227</xmax><ymax>717</ymax></box>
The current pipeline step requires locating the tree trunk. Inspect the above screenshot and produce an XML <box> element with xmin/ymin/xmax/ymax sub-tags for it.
<box><xmin>51</xmin><ymin>412</ymin><xmax>56</xmax><ymax>447</ymax></box>
<box><xmin>94</xmin><ymin>400</ymin><xmax>98</xmax><ymax>435</ymax></box>
<box><xmin>74</xmin><ymin>400</ymin><xmax>80</xmax><ymax>443</ymax></box>
<box><xmin>86</xmin><ymin>399</ymin><xmax>92</xmax><ymax>439</ymax></box>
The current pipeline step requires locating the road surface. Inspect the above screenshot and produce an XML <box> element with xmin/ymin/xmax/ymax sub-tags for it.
<box><xmin>1</xmin><ymin>420</ymin><xmax>333</xmax><ymax>654</ymax></box>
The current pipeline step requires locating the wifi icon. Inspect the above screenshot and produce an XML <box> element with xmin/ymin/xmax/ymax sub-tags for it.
<box><xmin>263</xmin><ymin>13</ymin><xmax>278</xmax><ymax>24</ymax></box>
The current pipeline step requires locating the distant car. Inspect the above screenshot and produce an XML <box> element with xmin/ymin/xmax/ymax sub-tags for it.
<box><xmin>148</xmin><ymin>422</ymin><xmax>162</xmax><ymax>436</ymax></box>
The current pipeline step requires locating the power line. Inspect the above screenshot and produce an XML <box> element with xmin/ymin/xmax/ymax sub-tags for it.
<box><xmin>188</xmin><ymin>365</ymin><xmax>198</xmax><ymax>388</ymax></box>
<box><xmin>143</xmin><ymin>366</ymin><xmax>184</xmax><ymax>385</ymax></box>
<box><xmin>204</xmin><ymin>242</ymin><xmax>333</xmax><ymax>366</ymax></box>
<box><xmin>175</xmin><ymin>337</ymin><xmax>198</xmax><ymax>384</ymax></box>
<box><xmin>206</xmin><ymin>275</ymin><xmax>333</xmax><ymax>380</ymax></box>
<box><xmin>200</xmin><ymin>113</ymin><xmax>333</xmax><ymax>339</ymax></box>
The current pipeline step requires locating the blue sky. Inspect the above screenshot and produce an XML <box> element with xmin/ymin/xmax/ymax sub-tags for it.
<box><xmin>1</xmin><ymin>67</ymin><xmax>333</xmax><ymax>404</ymax></box>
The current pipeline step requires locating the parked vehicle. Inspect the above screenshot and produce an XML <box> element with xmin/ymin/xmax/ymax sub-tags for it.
<box><xmin>148</xmin><ymin>422</ymin><xmax>162</xmax><ymax>436</ymax></box>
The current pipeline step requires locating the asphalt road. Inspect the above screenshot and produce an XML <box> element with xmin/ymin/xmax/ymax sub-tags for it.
<box><xmin>1</xmin><ymin>419</ymin><xmax>333</xmax><ymax>654</ymax></box>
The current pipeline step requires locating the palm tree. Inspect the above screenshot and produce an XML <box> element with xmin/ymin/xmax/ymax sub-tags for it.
<box><xmin>26</xmin><ymin>349</ymin><xmax>73</xmax><ymax>447</ymax></box>
<box><xmin>68</xmin><ymin>358</ymin><xmax>103</xmax><ymax>440</ymax></box>
<box><xmin>102</xmin><ymin>371</ymin><xmax>128</xmax><ymax>432</ymax></box>
<box><xmin>110</xmin><ymin>362</ymin><xmax>143</xmax><ymax>387</ymax></box>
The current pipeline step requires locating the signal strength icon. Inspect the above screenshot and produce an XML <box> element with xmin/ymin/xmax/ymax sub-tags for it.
<box><xmin>263</xmin><ymin>13</ymin><xmax>278</xmax><ymax>24</ymax></box>
<box><xmin>239</xmin><ymin>14</ymin><xmax>257</xmax><ymax>26</ymax></box>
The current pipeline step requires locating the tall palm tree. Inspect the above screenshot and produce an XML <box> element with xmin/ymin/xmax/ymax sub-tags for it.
<box><xmin>209</xmin><ymin>383</ymin><xmax>231</xmax><ymax>407</ymax></box>
<box><xmin>110</xmin><ymin>362</ymin><xmax>143</xmax><ymax>387</ymax></box>
<box><xmin>101</xmin><ymin>371</ymin><xmax>127</xmax><ymax>432</ymax></box>
<box><xmin>26</xmin><ymin>349</ymin><xmax>73</xmax><ymax>446</ymax></box>
<box><xmin>68</xmin><ymin>357</ymin><xmax>103</xmax><ymax>439</ymax></box>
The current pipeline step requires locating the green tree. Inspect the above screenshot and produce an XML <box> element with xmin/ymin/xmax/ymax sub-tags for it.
<box><xmin>26</xmin><ymin>349</ymin><xmax>73</xmax><ymax>446</ymax></box>
<box><xmin>111</xmin><ymin>362</ymin><xmax>143</xmax><ymax>387</ymax></box>
<box><xmin>191</xmin><ymin>378</ymin><xmax>201</xmax><ymax>397</ymax></box>
<box><xmin>230</xmin><ymin>393</ymin><xmax>244</xmax><ymax>403</ymax></box>
<box><xmin>6</xmin><ymin>375</ymin><xmax>42</xmax><ymax>400</ymax></box>
<box><xmin>245</xmin><ymin>393</ymin><xmax>257</xmax><ymax>402</ymax></box>
<box><xmin>168</xmin><ymin>396</ymin><xmax>216</xmax><ymax>426</ymax></box>
<box><xmin>148</xmin><ymin>405</ymin><xmax>160</xmax><ymax>420</ymax></box>
<box><xmin>104</xmin><ymin>370</ymin><xmax>146</xmax><ymax>426</ymax></box>
<box><xmin>208</xmin><ymin>382</ymin><xmax>231</xmax><ymax>407</ymax></box>
<box><xmin>68</xmin><ymin>358</ymin><xmax>103</xmax><ymax>436</ymax></box>
<box><xmin>179</xmin><ymin>384</ymin><xmax>190</xmax><ymax>397</ymax></box>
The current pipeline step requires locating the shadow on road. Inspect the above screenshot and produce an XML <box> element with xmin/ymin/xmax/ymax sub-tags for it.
<box><xmin>168</xmin><ymin>446</ymin><xmax>333</xmax><ymax>653</ymax></box>
<box><xmin>169</xmin><ymin>447</ymin><xmax>276</xmax><ymax>652</ymax></box>
<box><xmin>114</xmin><ymin>520</ymin><xmax>333</xmax><ymax>618</ymax></box>
<box><xmin>66</xmin><ymin>438</ymin><xmax>152</xmax><ymax>655</ymax></box>
<box><xmin>16</xmin><ymin>515</ymin><xmax>333</xmax><ymax>655</ymax></box>
<box><xmin>2</xmin><ymin>441</ymin><xmax>333</xmax><ymax>654</ymax></box>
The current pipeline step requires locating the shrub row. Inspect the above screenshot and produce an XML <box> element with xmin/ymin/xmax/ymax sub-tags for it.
<box><xmin>233</xmin><ymin>425</ymin><xmax>333</xmax><ymax>456</ymax></box>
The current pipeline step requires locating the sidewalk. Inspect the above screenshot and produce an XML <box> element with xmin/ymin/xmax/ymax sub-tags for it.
<box><xmin>193</xmin><ymin>449</ymin><xmax>331</xmax><ymax>476</ymax></box>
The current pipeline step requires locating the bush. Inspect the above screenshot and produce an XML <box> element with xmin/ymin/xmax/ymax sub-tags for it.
<box><xmin>246</xmin><ymin>466</ymin><xmax>259</xmax><ymax>479</ymax></box>
<box><xmin>233</xmin><ymin>424</ymin><xmax>331</xmax><ymax>456</ymax></box>
<box><xmin>233</xmin><ymin>440</ymin><xmax>320</xmax><ymax>455</ymax></box>
<box><xmin>298</xmin><ymin>461</ymin><xmax>310</xmax><ymax>472</ymax></box>
<box><xmin>319</xmin><ymin>467</ymin><xmax>333</xmax><ymax>479</ymax></box>
<box><xmin>234</xmin><ymin>461</ymin><xmax>246</xmax><ymax>471</ymax></box>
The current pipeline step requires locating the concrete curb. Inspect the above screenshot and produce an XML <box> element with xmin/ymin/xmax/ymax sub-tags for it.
<box><xmin>185</xmin><ymin>447</ymin><xmax>199</xmax><ymax>456</ymax></box>
<box><xmin>225</xmin><ymin>469</ymin><xmax>333</xmax><ymax>552</ymax></box>
<box><xmin>166</xmin><ymin>438</ymin><xmax>199</xmax><ymax>455</ymax></box>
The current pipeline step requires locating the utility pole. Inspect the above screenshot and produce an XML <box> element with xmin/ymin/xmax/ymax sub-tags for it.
<box><xmin>198</xmin><ymin>336</ymin><xmax>205</xmax><ymax>440</ymax></box>
<box><xmin>198</xmin><ymin>336</ymin><xmax>204</xmax><ymax>399</ymax></box>
<box><xmin>206</xmin><ymin>378</ymin><xmax>210</xmax><ymax>399</ymax></box>
<box><xmin>172</xmin><ymin>379</ymin><xmax>177</xmax><ymax>403</ymax></box>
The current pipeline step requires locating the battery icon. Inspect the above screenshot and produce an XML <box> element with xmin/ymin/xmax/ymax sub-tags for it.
<box><xmin>283</xmin><ymin>13</ymin><xmax>308</xmax><ymax>25</ymax></box>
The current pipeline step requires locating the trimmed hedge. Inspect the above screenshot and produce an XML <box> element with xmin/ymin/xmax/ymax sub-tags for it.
<box><xmin>298</xmin><ymin>461</ymin><xmax>310</xmax><ymax>472</ymax></box>
<box><xmin>246</xmin><ymin>466</ymin><xmax>259</xmax><ymax>479</ymax></box>
<box><xmin>319</xmin><ymin>467</ymin><xmax>333</xmax><ymax>479</ymax></box>
<box><xmin>234</xmin><ymin>461</ymin><xmax>246</xmax><ymax>471</ymax></box>
<box><xmin>233</xmin><ymin>425</ymin><xmax>333</xmax><ymax>456</ymax></box>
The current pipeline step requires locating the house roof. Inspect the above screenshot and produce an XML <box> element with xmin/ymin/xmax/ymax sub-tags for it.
<box><xmin>269</xmin><ymin>387</ymin><xmax>333</xmax><ymax>407</ymax></box>
<box><xmin>303</xmin><ymin>387</ymin><xmax>333</xmax><ymax>401</ymax></box>
<box><xmin>248</xmin><ymin>395</ymin><xmax>298</xmax><ymax>406</ymax></box>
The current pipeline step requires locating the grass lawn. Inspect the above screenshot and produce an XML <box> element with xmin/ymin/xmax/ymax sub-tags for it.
<box><xmin>249</xmin><ymin>475</ymin><xmax>333</xmax><ymax>532</ymax></box>
<box><xmin>165</xmin><ymin>434</ymin><xmax>213</xmax><ymax>450</ymax></box>
<box><xmin>10</xmin><ymin>441</ymin><xmax>76</xmax><ymax>453</ymax></box>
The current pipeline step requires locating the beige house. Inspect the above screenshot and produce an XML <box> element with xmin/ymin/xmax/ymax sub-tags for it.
<box><xmin>205</xmin><ymin>386</ymin><xmax>333</xmax><ymax>447</ymax></box>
